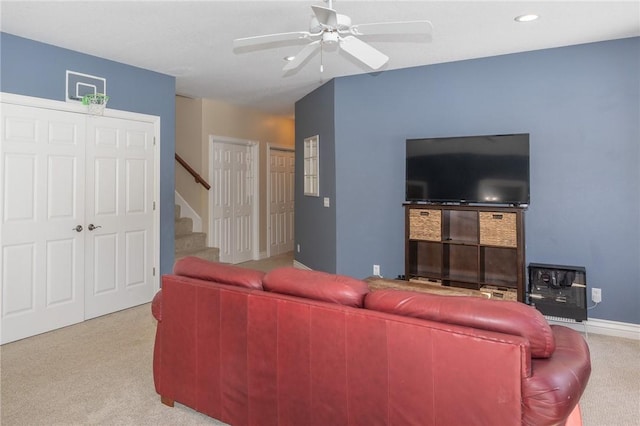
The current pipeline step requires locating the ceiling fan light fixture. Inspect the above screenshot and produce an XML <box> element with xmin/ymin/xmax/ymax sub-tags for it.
<box><xmin>514</xmin><ymin>14</ymin><xmax>539</xmax><ymax>23</ymax></box>
<box><xmin>235</xmin><ymin>1</ymin><xmax>433</xmax><ymax>74</ymax></box>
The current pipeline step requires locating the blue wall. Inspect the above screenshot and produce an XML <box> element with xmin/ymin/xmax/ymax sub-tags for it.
<box><xmin>1</xmin><ymin>33</ymin><xmax>177</xmax><ymax>275</ymax></box>
<box><xmin>295</xmin><ymin>79</ymin><xmax>337</xmax><ymax>272</ymax></box>
<box><xmin>295</xmin><ymin>37</ymin><xmax>640</xmax><ymax>324</ymax></box>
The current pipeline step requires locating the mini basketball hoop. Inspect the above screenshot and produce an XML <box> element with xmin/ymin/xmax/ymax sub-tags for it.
<box><xmin>82</xmin><ymin>93</ymin><xmax>109</xmax><ymax>115</ymax></box>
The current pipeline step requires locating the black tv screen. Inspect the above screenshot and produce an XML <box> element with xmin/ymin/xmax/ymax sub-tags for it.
<box><xmin>406</xmin><ymin>133</ymin><xmax>530</xmax><ymax>205</ymax></box>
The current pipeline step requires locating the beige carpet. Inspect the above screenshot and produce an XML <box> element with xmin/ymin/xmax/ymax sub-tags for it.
<box><xmin>1</xmin><ymin>303</ymin><xmax>223</xmax><ymax>425</ymax></box>
<box><xmin>235</xmin><ymin>251</ymin><xmax>295</xmax><ymax>273</ymax></box>
<box><xmin>578</xmin><ymin>332</ymin><xmax>640</xmax><ymax>425</ymax></box>
<box><xmin>1</xmin><ymin>252</ymin><xmax>638</xmax><ymax>425</ymax></box>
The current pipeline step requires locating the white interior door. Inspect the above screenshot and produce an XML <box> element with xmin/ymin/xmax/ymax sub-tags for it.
<box><xmin>1</xmin><ymin>104</ymin><xmax>86</xmax><ymax>344</ymax></box>
<box><xmin>84</xmin><ymin>116</ymin><xmax>155</xmax><ymax>319</ymax></box>
<box><xmin>210</xmin><ymin>138</ymin><xmax>257</xmax><ymax>264</ymax></box>
<box><xmin>268</xmin><ymin>147</ymin><xmax>295</xmax><ymax>256</ymax></box>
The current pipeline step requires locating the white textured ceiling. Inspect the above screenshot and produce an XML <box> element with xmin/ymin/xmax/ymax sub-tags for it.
<box><xmin>1</xmin><ymin>1</ymin><xmax>639</xmax><ymax>116</ymax></box>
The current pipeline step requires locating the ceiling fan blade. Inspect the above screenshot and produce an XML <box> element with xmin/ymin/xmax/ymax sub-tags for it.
<box><xmin>350</xmin><ymin>20</ymin><xmax>433</xmax><ymax>36</ymax></box>
<box><xmin>283</xmin><ymin>40</ymin><xmax>321</xmax><ymax>72</ymax></box>
<box><xmin>311</xmin><ymin>5</ymin><xmax>338</xmax><ymax>28</ymax></box>
<box><xmin>339</xmin><ymin>36</ymin><xmax>389</xmax><ymax>70</ymax></box>
<box><xmin>234</xmin><ymin>31</ymin><xmax>314</xmax><ymax>49</ymax></box>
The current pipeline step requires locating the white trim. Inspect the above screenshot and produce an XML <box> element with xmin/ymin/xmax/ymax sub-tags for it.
<box><xmin>152</xmin><ymin>117</ymin><xmax>161</xmax><ymax>293</ymax></box>
<box><xmin>293</xmin><ymin>260</ymin><xmax>312</xmax><ymax>270</ymax></box>
<box><xmin>208</xmin><ymin>135</ymin><xmax>260</xmax><ymax>262</ymax></box>
<box><xmin>174</xmin><ymin>191</ymin><xmax>202</xmax><ymax>232</ymax></box>
<box><xmin>266</xmin><ymin>143</ymin><xmax>295</xmax><ymax>258</ymax></box>
<box><xmin>547</xmin><ymin>317</ymin><xmax>640</xmax><ymax>340</ymax></box>
<box><xmin>1</xmin><ymin>92</ymin><xmax>157</xmax><ymax>123</ymax></box>
<box><xmin>2</xmin><ymin>92</ymin><xmax>162</xmax><ymax>292</ymax></box>
<box><xmin>303</xmin><ymin>135</ymin><xmax>320</xmax><ymax>197</ymax></box>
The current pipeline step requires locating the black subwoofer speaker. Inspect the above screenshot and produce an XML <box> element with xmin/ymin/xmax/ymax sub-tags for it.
<box><xmin>528</xmin><ymin>263</ymin><xmax>587</xmax><ymax>321</ymax></box>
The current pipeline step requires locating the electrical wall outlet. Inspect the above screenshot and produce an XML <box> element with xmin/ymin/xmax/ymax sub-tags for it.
<box><xmin>373</xmin><ymin>264</ymin><xmax>381</xmax><ymax>276</ymax></box>
<box><xmin>592</xmin><ymin>288</ymin><xmax>602</xmax><ymax>303</ymax></box>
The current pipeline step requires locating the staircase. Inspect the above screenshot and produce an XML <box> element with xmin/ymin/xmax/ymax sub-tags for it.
<box><xmin>175</xmin><ymin>204</ymin><xmax>219</xmax><ymax>262</ymax></box>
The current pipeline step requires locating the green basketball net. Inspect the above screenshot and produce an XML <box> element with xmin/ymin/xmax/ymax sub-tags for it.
<box><xmin>82</xmin><ymin>93</ymin><xmax>109</xmax><ymax>115</ymax></box>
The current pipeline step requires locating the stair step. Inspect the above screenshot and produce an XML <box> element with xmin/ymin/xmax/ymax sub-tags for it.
<box><xmin>175</xmin><ymin>217</ymin><xmax>193</xmax><ymax>236</ymax></box>
<box><xmin>174</xmin><ymin>203</ymin><xmax>220</xmax><ymax>264</ymax></box>
<box><xmin>175</xmin><ymin>247</ymin><xmax>220</xmax><ymax>263</ymax></box>
<box><xmin>175</xmin><ymin>232</ymin><xmax>207</xmax><ymax>252</ymax></box>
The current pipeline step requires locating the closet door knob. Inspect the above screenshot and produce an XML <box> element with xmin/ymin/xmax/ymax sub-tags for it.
<box><xmin>88</xmin><ymin>224</ymin><xmax>102</xmax><ymax>231</ymax></box>
<box><xmin>72</xmin><ymin>225</ymin><xmax>83</xmax><ymax>232</ymax></box>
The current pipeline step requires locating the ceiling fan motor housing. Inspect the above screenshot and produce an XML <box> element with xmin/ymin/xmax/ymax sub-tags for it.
<box><xmin>310</xmin><ymin>13</ymin><xmax>351</xmax><ymax>33</ymax></box>
<box><xmin>322</xmin><ymin>31</ymin><xmax>340</xmax><ymax>44</ymax></box>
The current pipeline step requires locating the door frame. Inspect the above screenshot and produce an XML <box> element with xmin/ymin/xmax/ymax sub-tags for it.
<box><xmin>0</xmin><ymin>92</ymin><xmax>162</xmax><ymax>292</ymax></box>
<box><xmin>266</xmin><ymin>143</ymin><xmax>295</xmax><ymax>258</ymax></box>
<box><xmin>208</xmin><ymin>135</ymin><xmax>260</xmax><ymax>261</ymax></box>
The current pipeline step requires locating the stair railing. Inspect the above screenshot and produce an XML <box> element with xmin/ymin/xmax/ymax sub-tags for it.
<box><xmin>175</xmin><ymin>153</ymin><xmax>210</xmax><ymax>190</ymax></box>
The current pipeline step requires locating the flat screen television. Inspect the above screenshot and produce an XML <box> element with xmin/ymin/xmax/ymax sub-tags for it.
<box><xmin>406</xmin><ymin>133</ymin><xmax>530</xmax><ymax>205</ymax></box>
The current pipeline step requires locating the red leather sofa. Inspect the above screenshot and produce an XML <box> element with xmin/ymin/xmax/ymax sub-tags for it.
<box><xmin>152</xmin><ymin>257</ymin><xmax>591</xmax><ymax>426</ymax></box>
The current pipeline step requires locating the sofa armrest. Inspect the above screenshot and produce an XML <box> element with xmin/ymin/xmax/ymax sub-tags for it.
<box><xmin>522</xmin><ymin>325</ymin><xmax>591</xmax><ymax>426</ymax></box>
<box><xmin>151</xmin><ymin>290</ymin><xmax>162</xmax><ymax>321</ymax></box>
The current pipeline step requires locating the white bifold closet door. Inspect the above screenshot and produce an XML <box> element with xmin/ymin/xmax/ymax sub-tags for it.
<box><xmin>1</xmin><ymin>103</ymin><xmax>155</xmax><ymax>344</ymax></box>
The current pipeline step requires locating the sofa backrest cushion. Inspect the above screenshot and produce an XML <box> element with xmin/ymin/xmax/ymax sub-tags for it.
<box><xmin>173</xmin><ymin>256</ymin><xmax>264</xmax><ymax>290</ymax></box>
<box><xmin>365</xmin><ymin>289</ymin><xmax>555</xmax><ymax>358</ymax></box>
<box><xmin>263</xmin><ymin>267</ymin><xmax>369</xmax><ymax>308</ymax></box>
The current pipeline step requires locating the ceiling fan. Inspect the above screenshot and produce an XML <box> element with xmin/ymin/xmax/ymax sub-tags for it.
<box><xmin>233</xmin><ymin>0</ymin><xmax>433</xmax><ymax>73</ymax></box>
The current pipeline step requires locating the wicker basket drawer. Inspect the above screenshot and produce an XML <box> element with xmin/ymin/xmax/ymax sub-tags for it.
<box><xmin>409</xmin><ymin>209</ymin><xmax>441</xmax><ymax>241</ymax></box>
<box><xmin>479</xmin><ymin>212</ymin><xmax>517</xmax><ymax>247</ymax></box>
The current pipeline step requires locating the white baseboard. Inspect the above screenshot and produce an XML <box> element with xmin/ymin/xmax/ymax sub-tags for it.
<box><xmin>174</xmin><ymin>191</ymin><xmax>202</xmax><ymax>232</ymax></box>
<box><xmin>547</xmin><ymin>317</ymin><xmax>640</xmax><ymax>340</ymax></box>
<box><xmin>293</xmin><ymin>260</ymin><xmax>312</xmax><ymax>270</ymax></box>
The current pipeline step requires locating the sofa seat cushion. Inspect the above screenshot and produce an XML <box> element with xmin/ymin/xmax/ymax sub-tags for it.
<box><xmin>365</xmin><ymin>289</ymin><xmax>555</xmax><ymax>358</ymax></box>
<box><xmin>173</xmin><ymin>256</ymin><xmax>264</xmax><ymax>290</ymax></box>
<box><xmin>263</xmin><ymin>267</ymin><xmax>370</xmax><ymax>307</ymax></box>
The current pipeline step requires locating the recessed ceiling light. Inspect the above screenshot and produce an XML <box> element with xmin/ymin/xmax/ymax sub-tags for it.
<box><xmin>284</xmin><ymin>56</ymin><xmax>295</xmax><ymax>62</ymax></box>
<box><xmin>515</xmin><ymin>14</ymin><xmax>539</xmax><ymax>22</ymax></box>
